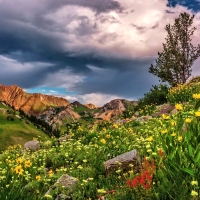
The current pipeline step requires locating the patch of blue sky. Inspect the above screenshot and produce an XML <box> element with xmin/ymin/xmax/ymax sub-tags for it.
<box><xmin>25</xmin><ymin>87</ymin><xmax>77</xmax><ymax>96</ymax></box>
<box><xmin>167</xmin><ymin>0</ymin><xmax>200</xmax><ymax>12</ymax></box>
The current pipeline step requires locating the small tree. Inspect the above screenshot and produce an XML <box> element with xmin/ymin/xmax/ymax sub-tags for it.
<box><xmin>149</xmin><ymin>12</ymin><xmax>200</xmax><ymax>86</ymax></box>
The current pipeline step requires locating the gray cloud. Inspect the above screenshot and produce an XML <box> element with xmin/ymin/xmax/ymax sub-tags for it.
<box><xmin>62</xmin><ymin>0</ymin><xmax>122</xmax><ymax>13</ymax></box>
<box><xmin>70</xmin><ymin>58</ymin><xmax>160</xmax><ymax>98</ymax></box>
<box><xmin>131</xmin><ymin>22</ymin><xmax>159</xmax><ymax>33</ymax></box>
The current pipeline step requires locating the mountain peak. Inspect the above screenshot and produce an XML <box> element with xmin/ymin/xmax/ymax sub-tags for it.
<box><xmin>0</xmin><ymin>84</ymin><xmax>70</xmax><ymax>116</ymax></box>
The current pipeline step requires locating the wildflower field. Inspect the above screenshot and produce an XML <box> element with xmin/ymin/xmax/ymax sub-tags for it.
<box><xmin>0</xmin><ymin>81</ymin><xmax>200</xmax><ymax>200</ymax></box>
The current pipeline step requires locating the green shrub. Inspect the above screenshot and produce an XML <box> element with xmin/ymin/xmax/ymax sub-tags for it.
<box><xmin>135</xmin><ymin>84</ymin><xmax>169</xmax><ymax>115</ymax></box>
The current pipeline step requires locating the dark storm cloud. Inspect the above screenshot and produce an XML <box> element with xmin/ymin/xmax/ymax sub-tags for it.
<box><xmin>0</xmin><ymin>15</ymin><xmax>90</xmax><ymax>74</ymax></box>
<box><xmin>0</xmin><ymin>7</ymin><xmax>146</xmax><ymax>79</ymax></box>
<box><xmin>0</xmin><ymin>0</ymin><xmax>121</xmax><ymax>76</ymax></box>
<box><xmin>0</xmin><ymin>65</ymin><xmax>49</xmax><ymax>88</ymax></box>
<box><xmin>39</xmin><ymin>0</ymin><xmax>122</xmax><ymax>14</ymax></box>
<box><xmin>70</xmin><ymin>58</ymin><xmax>159</xmax><ymax>98</ymax></box>
<box><xmin>63</xmin><ymin>0</ymin><xmax>122</xmax><ymax>13</ymax></box>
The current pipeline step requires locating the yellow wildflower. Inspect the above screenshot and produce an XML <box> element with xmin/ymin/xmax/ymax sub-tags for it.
<box><xmin>162</xmin><ymin>129</ymin><xmax>168</xmax><ymax>134</ymax></box>
<box><xmin>192</xmin><ymin>93</ymin><xmax>200</xmax><ymax>99</ymax></box>
<box><xmin>185</xmin><ymin>118</ymin><xmax>192</xmax><ymax>123</ymax></box>
<box><xmin>48</xmin><ymin>170</ymin><xmax>53</xmax><ymax>177</ymax></box>
<box><xmin>36</xmin><ymin>175</ymin><xmax>41</xmax><ymax>181</ymax></box>
<box><xmin>178</xmin><ymin>136</ymin><xmax>183</xmax><ymax>142</ymax></box>
<box><xmin>195</xmin><ymin>111</ymin><xmax>200</xmax><ymax>117</ymax></box>
<box><xmin>171</xmin><ymin>121</ymin><xmax>176</xmax><ymax>126</ymax></box>
<box><xmin>147</xmin><ymin>136</ymin><xmax>153</xmax><ymax>142</ymax></box>
<box><xmin>100</xmin><ymin>139</ymin><xmax>106</xmax><ymax>144</ymax></box>
<box><xmin>97</xmin><ymin>189</ymin><xmax>107</xmax><ymax>194</ymax></box>
<box><xmin>191</xmin><ymin>190</ymin><xmax>198</xmax><ymax>196</ymax></box>
<box><xmin>171</xmin><ymin>132</ymin><xmax>176</xmax><ymax>136</ymax></box>
<box><xmin>116</xmin><ymin>169</ymin><xmax>121</xmax><ymax>174</ymax></box>
<box><xmin>113</xmin><ymin>124</ymin><xmax>118</xmax><ymax>129</ymax></box>
<box><xmin>175</xmin><ymin>104</ymin><xmax>183</xmax><ymax>111</ymax></box>
<box><xmin>129</xmin><ymin>170</ymin><xmax>134</xmax><ymax>174</ymax></box>
<box><xmin>106</xmin><ymin>134</ymin><xmax>110</xmax><ymax>139</ymax></box>
<box><xmin>25</xmin><ymin>160</ymin><xmax>32</xmax><ymax>168</ymax></box>
<box><xmin>15</xmin><ymin>165</ymin><xmax>24</xmax><ymax>175</ymax></box>
<box><xmin>77</xmin><ymin>165</ymin><xmax>83</xmax><ymax>169</ymax></box>
<box><xmin>16</xmin><ymin>157</ymin><xmax>23</xmax><ymax>164</ymax></box>
<box><xmin>191</xmin><ymin>181</ymin><xmax>198</xmax><ymax>186</ymax></box>
<box><xmin>162</xmin><ymin>114</ymin><xmax>169</xmax><ymax>120</ymax></box>
<box><xmin>103</xmin><ymin>128</ymin><xmax>106</xmax><ymax>132</ymax></box>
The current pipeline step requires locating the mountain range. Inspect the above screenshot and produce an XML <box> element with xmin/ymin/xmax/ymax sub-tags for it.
<box><xmin>0</xmin><ymin>84</ymin><xmax>137</xmax><ymax>126</ymax></box>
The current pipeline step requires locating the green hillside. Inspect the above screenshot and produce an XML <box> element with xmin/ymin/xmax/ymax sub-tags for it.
<box><xmin>0</xmin><ymin>102</ymin><xmax>49</xmax><ymax>151</ymax></box>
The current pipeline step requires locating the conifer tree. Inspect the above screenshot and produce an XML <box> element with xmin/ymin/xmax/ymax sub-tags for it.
<box><xmin>149</xmin><ymin>12</ymin><xmax>200</xmax><ymax>86</ymax></box>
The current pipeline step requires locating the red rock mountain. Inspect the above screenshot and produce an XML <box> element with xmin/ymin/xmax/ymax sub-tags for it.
<box><xmin>0</xmin><ymin>84</ymin><xmax>70</xmax><ymax>116</ymax></box>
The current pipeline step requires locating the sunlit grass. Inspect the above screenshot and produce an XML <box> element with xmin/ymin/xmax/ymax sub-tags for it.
<box><xmin>0</xmin><ymin>108</ymin><xmax>49</xmax><ymax>151</ymax></box>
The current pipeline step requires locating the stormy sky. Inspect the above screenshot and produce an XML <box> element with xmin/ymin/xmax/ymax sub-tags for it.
<box><xmin>0</xmin><ymin>0</ymin><xmax>200</xmax><ymax>106</ymax></box>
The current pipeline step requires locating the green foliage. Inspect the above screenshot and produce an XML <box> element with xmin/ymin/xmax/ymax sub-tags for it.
<box><xmin>152</xmin><ymin>101</ymin><xmax>200</xmax><ymax>199</ymax></box>
<box><xmin>72</xmin><ymin>105</ymin><xmax>90</xmax><ymax>115</ymax></box>
<box><xmin>149</xmin><ymin>12</ymin><xmax>200</xmax><ymax>86</ymax></box>
<box><xmin>136</xmin><ymin>84</ymin><xmax>169</xmax><ymax>115</ymax></box>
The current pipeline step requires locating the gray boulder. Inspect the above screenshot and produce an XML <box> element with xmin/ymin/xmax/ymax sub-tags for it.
<box><xmin>104</xmin><ymin>149</ymin><xmax>142</xmax><ymax>175</ymax></box>
<box><xmin>45</xmin><ymin>174</ymin><xmax>78</xmax><ymax>197</ymax></box>
<box><xmin>24</xmin><ymin>140</ymin><xmax>40</xmax><ymax>151</ymax></box>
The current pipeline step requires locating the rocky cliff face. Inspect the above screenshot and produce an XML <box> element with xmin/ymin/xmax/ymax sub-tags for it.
<box><xmin>39</xmin><ymin>105</ymin><xmax>81</xmax><ymax>127</ymax></box>
<box><xmin>102</xmin><ymin>99</ymin><xmax>126</xmax><ymax>112</ymax></box>
<box><xmin>0</xmin><ymin>84</ymin><xmax>70</xmax><ymax>116</ymax></box>
<box><xmin>95</xmin><ymin>99</ymin><xmax>138</xmax><ymax>120</ymax></box>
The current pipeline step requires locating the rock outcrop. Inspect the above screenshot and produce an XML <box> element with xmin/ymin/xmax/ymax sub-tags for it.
<box><xmin>102</xmin><ymin>99</ymin><xmax>126</xmax><ymax>112</ymax></box>
<box><xmin>39</xmin><ymin>105</ymin><xmax>81</xmax><ymax>126</ymax></box>
<box><xmin>45</xmin><ymin>174</ymin><xmax>78</xmax><ymax>198</ymax></box>
<box><xmin>95</xmin><ymin>99</ymin><xmax>138</xmax><ymax>121</ymax></box>
<box><xmin>84</xmin><ymin>103</ymin><xmax>99</xmax><ymax>109</ymax></box>
<box><xmin>0</xmin><ymin>84</ymin><xmax>70</xmax><ymax>116</ymax></box>
<box><xmin>104</xmin><ymin>149</ymin><xmax>142</xmax><ymax>175</ymax></box>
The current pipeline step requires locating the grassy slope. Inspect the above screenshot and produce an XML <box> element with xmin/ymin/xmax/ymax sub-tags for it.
<box><xmin>0</xmin><ymin>102</ymin><xmax>49</xmax><ymax>151</ymax></box>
